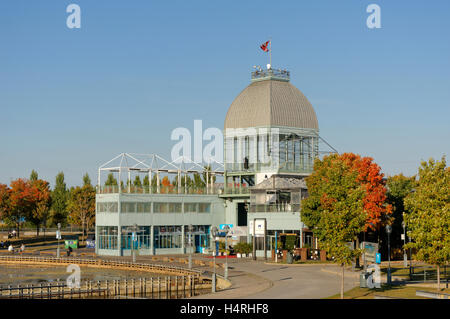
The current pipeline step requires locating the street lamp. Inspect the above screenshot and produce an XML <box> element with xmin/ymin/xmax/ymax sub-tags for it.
<box><xmin>402</xmin><ymin>214</ymin><xmax>407</xmax><ymax>268</ymax></box>
<box><xmin>385</xmin><ymin>224</ymin><xmax>392</xmax><ymax>285</ymax></box>
<box><xmin>210</xmin><ymin>226</ymin><xmax>218</xmax><ymax>293</ymax></box>
<box><xmin>56</xmin><ymin>223</ymin><xmax>61</xmax><ymax>258</ymax></box>
<box><xmin>222</xmin><ymin>225</ymin><xmax>230</xmax><ymax>280</ymax></box>
<box><xmin>188</xmin><ymin>224</ymin><xmax>194</xmax><ymax>269</ymax></box>
<box><xmin>128</xmin><ymin>223</ymin><xmax>139</xmax><ymax>263</ymax></box>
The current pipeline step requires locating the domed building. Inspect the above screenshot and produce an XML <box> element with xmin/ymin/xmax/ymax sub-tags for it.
<box><xmin>95</xmin><ymin>65</ymin><xmax>327</xmax><ymax>258</ymax></box>
<box><xmin>223</xmin><ymin>67</ymin><xmax>319</xmax><ymax>189</ymax></box>
<box><xmin>221</xmin><ymin>66</ymin><xmax>321</xmax><ymax>255</ymax></box>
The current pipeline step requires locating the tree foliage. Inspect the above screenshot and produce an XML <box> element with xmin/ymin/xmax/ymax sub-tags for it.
<box><xmin>83</xmin><ymin>173</ymin><xmax>92</xmax><ymax>186</ymax></box>
<box><xmin>302</xmin><ymin>153</ymin><xmax>368</xmax><ymax>265</ymax></box>
<box><xmin>104</xmin><ymin>173</ymin><xmax>118</xmax><ymax>186</ymax></box>
<box><xmin>386</xmin><ymin>174</ymin><xmax>415</xmax><ymax>247</ymax></box>
<box><xmin>50</xmin><ymin>172</ymin><xmax>69</xmax><ymax>227</ymax></box>
<box><xmin>301</xmin><ymin>153</ymin><xmax>391</xmax><ymax>298</ymax></box>
<box><xmin>67</xmin><ymin>184</ymin><xmax>96</xmax><ymax>239</ymax></box>
<box><xmin>404</xmin><ymin>157</ymin><xmax>449</xmax><ymax>288</ymax></box>
<box><xmin>28</xmin><ymin>178</ymin><xmax>52</xmax><ymax>235</ymax></box>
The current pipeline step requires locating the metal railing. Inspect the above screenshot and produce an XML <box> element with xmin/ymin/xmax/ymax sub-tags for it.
<box><xmin>248</xmin><ymin>203</ymin><xmax>300</xmax><ymax>213</ymax></box>
<box><xmin>0</xmin><ymin>275</ymin><xmax>207</xmax><ymax>299</ymax></box>
<box><xmin>97</xmin><ymin>185</ymin><xmax>223</xmax><ymax>195</ymax></box>
<box><xmin>0</xmin><ymin>255</ymin><xmax>202</xmax><ymax>276</ymax></box>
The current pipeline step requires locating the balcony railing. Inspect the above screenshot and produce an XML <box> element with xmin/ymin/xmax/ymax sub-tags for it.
<box><xmin>248</xmin><ymin>203</ymin><xmax>300</xmax><ymax>213</ymax></box>
<box><xmin>97</xmin><ymin>185</ymin><xmax>223</xmax><ymax>195</ymax></box>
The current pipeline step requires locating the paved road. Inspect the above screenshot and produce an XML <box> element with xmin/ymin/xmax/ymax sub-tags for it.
<box><xmin>192</xmin><ymin>258</ymin><xmax>359</xmax><ymax>299</ymax></box>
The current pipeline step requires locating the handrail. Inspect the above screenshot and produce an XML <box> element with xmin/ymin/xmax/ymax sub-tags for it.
<box><xmin>0</xmin><ymin>255</ymin><xmax>202</xmax><ymax>276</ymax></box>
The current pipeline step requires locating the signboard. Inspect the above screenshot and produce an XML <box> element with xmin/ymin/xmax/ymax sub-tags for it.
<box><xmin>361</xmin><ymin>241</ymin><xmax>379</xmax><ymax>263</ymax></box>
<box><xmin>401</xmin><ymin>234</ymin><xmax>405</xmax><ymax>240</ymax></box>
<box><xmin>229</xmin><ymin>226</ymin><xmax>247</xmax><ymax>237</ymax></box>
<box><xmin>56</xmin><ymin>230</ymin><xmax>61</xmax><ymax>240</ymax></box>
<box><xmin>249</xmin><ymin>219</ymin><xmax>265</xmax><ymax>236</ymax></box>
<box><xmin>219</xmin><ymin>224</ymin><xmax>233</xmax><ymax>230</ymax></box>
<box><xmin>376</xmin><ymin>253</ymin><xmax>381</xmax><ymax>264</ymax></box>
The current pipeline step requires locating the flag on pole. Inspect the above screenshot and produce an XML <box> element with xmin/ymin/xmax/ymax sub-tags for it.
<box><xmin>260</xmin><ymin>40</ymin><xmax>270</xmax><ymax>52</ymax></box>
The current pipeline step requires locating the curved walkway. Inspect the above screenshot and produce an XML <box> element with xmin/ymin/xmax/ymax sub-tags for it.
<box><xmin>191</xmin><ymin>258</ymin><xmax>359</xmax><ymax>299</ymax></box>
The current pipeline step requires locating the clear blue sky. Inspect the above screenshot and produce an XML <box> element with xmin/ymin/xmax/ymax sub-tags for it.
<box><xmin>1</xmin><ymin>0</ymin><xmax>449</xmax><ymax>187</ymax></box>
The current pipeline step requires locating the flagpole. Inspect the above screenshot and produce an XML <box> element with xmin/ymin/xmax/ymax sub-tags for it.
<box><xmin>269</xmin><ymin>38</ymin><xmax>272</xmax><ymax>68</ymax></box>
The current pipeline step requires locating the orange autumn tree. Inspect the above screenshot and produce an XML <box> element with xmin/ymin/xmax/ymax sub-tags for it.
<box><xmin>301</xmin><ymin>153</ymin><xmax>392</xmax><ymax>298</ymax></box>
<box><xmin>28</xmin><ymin>178</ymin><xmax>52</xmax><ymax>236</ymax></box>
<box><xmin>341</xmin><ymin>153</ymin><xmax>393</xmax><ymax>231</ymax></box>
<box><xmin>160</xmin><ymin>176</ymin><xmax>173</xmax><ymax>193</ymax></box>
<box><xmin>6</xmin><ymin>179</ymin><xmax>36</xmax><ymax>238</ymax></box>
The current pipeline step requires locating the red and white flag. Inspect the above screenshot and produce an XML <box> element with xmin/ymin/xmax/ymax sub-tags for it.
<box><xmin>260</xmin><ymin>40</ymin><xmax>270</xmax><ymax>52</ymax></box>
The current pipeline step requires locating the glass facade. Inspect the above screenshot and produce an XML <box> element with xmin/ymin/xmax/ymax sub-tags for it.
<box><xmin>121</xmin><ymin>226</ymin><xmax>151</xmax><ymax>249</ymax></box>
<box><xmin>97</xmin><ymin>202</ymin><xmax>118</xmax><ymax>213</ymax></box>
<box><xmin>154</xmin><ymin>226</ymin><xmax>182</xmax><ymax>249</ymax></box>
<box><xmin>97</xmin><ymin>226</ymin><xmax>118</xmax><ymax>250</ymax></box>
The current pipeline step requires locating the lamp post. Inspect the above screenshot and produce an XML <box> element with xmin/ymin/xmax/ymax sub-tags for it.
<box><xmin>188</xmin><ymin>224</ymin><xmax>193</xmax><ymax>269</ymax></box>
<box><xmin>385</xmin><ymin>224</ymin><xmax>392</xmax><ymax>285</ymax></box>
<box><xmin>130</xmin><ymin>223</ymin><xmax>139</xmax><ymax>263</ymax></box>
<box><xmin>210</xmin><ymin>226</ymin><xmax>218</xmax><ymax>293</ymax></box>
<box><xmin>56</xmin><ymin>223</ymin><xmax>61</xmax><ymax>258</ymax></box>
<box><xmin>402</xmin><ymin>215</ymin><xmax>407</xmax><ymax>268</ymax></box>
<box><xmin>222</xmin><ymin>225</ymin><xmax>230</xmax><ymax>280</ymax></box>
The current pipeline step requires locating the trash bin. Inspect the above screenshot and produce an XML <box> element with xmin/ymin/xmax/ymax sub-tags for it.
<box><xmin>360</xmin><ymin>271</ymin><xmax>369</xmax><ymax>288</ymax></box>
<box><xmin>286</xmin><ymin>251</ymin><xmax>293</xmax><ymax>264</ymax></box>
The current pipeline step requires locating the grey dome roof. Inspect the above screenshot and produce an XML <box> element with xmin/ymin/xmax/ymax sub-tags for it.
<box><xmin>224</xmin><ymin>79</ymin><xmax>318</xmax><ymax>130</ymax></box>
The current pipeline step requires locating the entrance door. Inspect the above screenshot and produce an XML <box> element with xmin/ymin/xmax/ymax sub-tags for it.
<box><xmin>195</xmin><ymin>234</ymin><xmax>208</xmax><ymax>253</ymax></box>
<box><xmin>237</xmin><ymin>203</ymin><xmax>247</xmax><ymax>226</ymax></box>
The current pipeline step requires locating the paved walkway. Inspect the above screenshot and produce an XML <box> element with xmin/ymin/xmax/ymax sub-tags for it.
<box><xmin>190</xmin><ymin>258</ymin><xmax>360</xmax><ymax>299</ymax></box>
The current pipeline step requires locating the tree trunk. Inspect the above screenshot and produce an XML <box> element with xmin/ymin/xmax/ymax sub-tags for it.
<box><xmin>341</xmin><ymin>263</ymin><xmax>345</xmax><ymax>299</ymax></box>
<box><xmin>355</xmin><ymin>236</ymin><xmax>360</xmax><ymax>268</ymax></box>
<box><xmin>36</xmin><ymin>224</ymin><xmax>40</xmax><ymax>237</ymax></box>
<box><xmin>16</xmin><ymin>223</ymin><xmax>20</xmax><ymax>238</ymax></box>
<box><xmin>437</xmin><ymin>265</ymin><xmax>440</xmax><ymax>291</ymax></box>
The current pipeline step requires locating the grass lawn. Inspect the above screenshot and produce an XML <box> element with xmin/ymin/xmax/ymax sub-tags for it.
<box><xmin>327</xmin><ymin>284</ymin><xmax>450</xmax><ymax>299</ymax></box>
<box><xmin>380</xmin><ymin>265</ymin><xmax>450</xmax><ymax>282</ymax></box>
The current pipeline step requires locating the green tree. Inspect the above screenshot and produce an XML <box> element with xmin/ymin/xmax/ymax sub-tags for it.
<box><xmin>386</xmin><ymin>174</ymin><xmax>415</xmax><ymax>249</ymax></box>
<box><xmin>301</xmin><ymin>153</ymin><xmax>390</xmax><ymax>298</ymax></box>
<box><xmin>30</xmin><ymin>170</ymin><xmax>38</xmax><ymax>182</ymax></box>
<box><xmin>133</xmin><ymin>175</ymin><xmax>142</xmax><ymax>188</ymax></box>
<box><xmin>104</xmin><ymin>173</ymin><xmax>118</xmax><ymax>186</ymax></box>
<box><xmin>404</xmin><ymin>157</ymin><xmax>450</xmax><ymax>290</ymax></box>
<box><xmin>67</xmin><ymin>184</ymin><xmax>96</xmax><ymax>241</ymax></box>
<box><xmin>50</xmin><ymin>172</ymin><xmax>69</xmax><ymax>227</ymax></box>
<box><xmin>83</xmin><ymin>173</ymin><xmax>92</xmax><ymax>186</ymax></box>
<box><xmin>193</xmin><ymin>172</ymin><xmax>205</xmax><ymax>189</ymax></box>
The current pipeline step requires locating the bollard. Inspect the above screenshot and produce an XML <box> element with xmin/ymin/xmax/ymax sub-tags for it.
<box><xmin>175</xmin><ymin>276</ymin><xmax>178</xmax><ymax>298</ymax></box>
<box><xmin>97</xmin><ymin>281</ymin><xmax>101</xmax><ymax>298</ymax></box>
<box><xmin>106</xmin><ymin>280</ymin><xmax>109</xmax><ymax>298</ymax></box>
<box><xmin>144</xmin><ymin>278</ymin><xmax>147</xmax><ymax>296</ymax></box>
<box><xmin>125</xmin><ymin>279</ymin><xmax>128</xmax><ymax>297</ymax></box>
<box><xmin>132</xmin><ymin>278</ymin><xmax>135</xmax><ymax>297</ymax></box>
<box><xmin>150</xmin><ymin>277</ymin><xmax>153</xmax><ymax>297</ymax></box>
<box><xmin>158</xmin><ymin>277</ymin><xmax>161</xmax><ymax>299</ymax></box>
